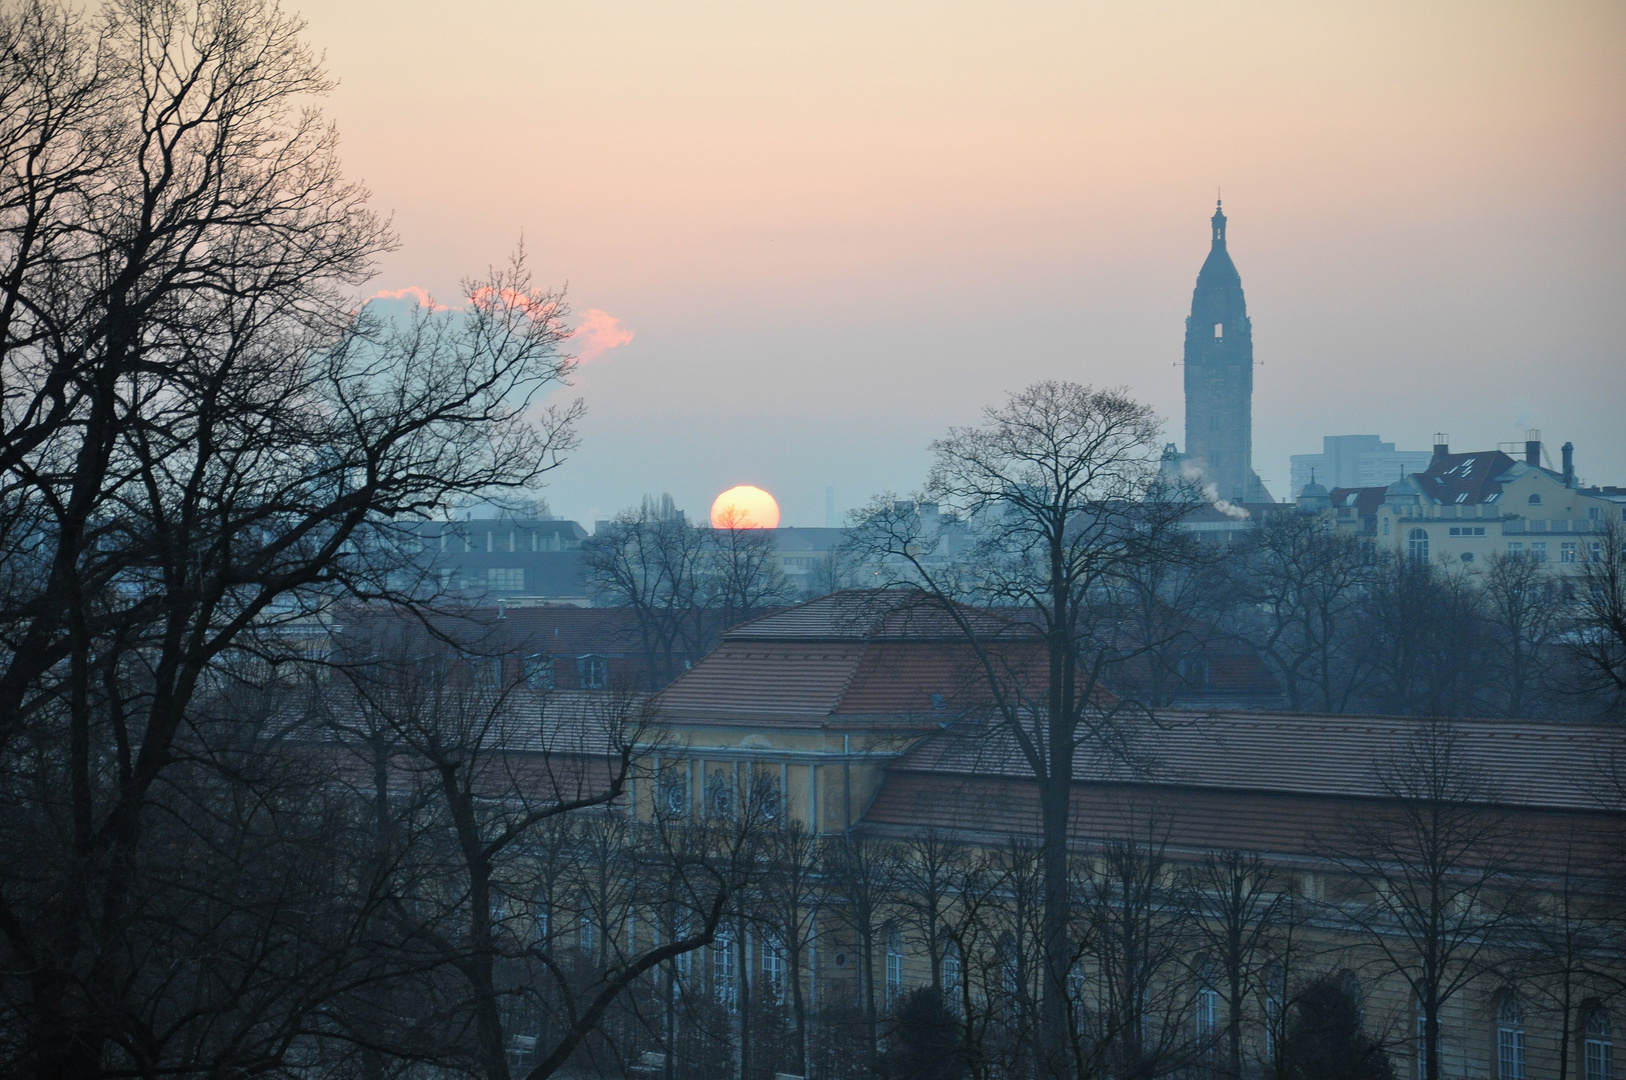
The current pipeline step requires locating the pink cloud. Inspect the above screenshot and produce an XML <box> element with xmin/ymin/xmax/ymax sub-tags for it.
<box><xmin>573</xmin><ymin>308</ymin><xmax>634</xmax><ymax>362</ymax></box>
<box><xmin>363</xmin><ymin>285</ymin><xmax>447</xmax><ymax>310</ymax></box>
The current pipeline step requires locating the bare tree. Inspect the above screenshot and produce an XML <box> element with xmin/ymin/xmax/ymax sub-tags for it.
<box><xmin>709</xmin><ymin>507</ymin><xmax>791</xmax><ymax>626</ymax></box>
<box><xmin>749</xmin><ymin>817</ymin><xmax>827</xmax><ymax>1074</ymax></box>
<box><xmin>583</xmin><ymin>506</ymin><xmax>711</xmax><ymax>689</ymax></box>
<box><xmin>1478</xmin><ymin>550</ymin><xmax>1565</xmax><ymax>718</ymax></box>
<box><xmin>331</xmin><ymin>646</ymin><xmax>762</xmax><ymax>1080</ymax></box>
<box><xmin>0</xmin><ymin>3</ymin><xmax>581</xmax><ymax>1076</ymax></box>
<box><xmin>894</xmin><ymin>830</ymin><xmax>979</xmax><ymax>998</ymax></box>
<box><xmin>1073</xmin><ymin>819</ymin><xmax>1198</xmax><ymax>1079</ymax></box>
<box><xmin>1355</xmin><ymin>558</ymin><xmax>1485</xmax><ymax>717</ymax></box>
<box><xmin>1224</xmin><ymin>512</ymin><xmax>1374</xmax><ymax>712</ymax></box>
<box><xmin>848</xmin><ymin>382</ymin><xmax>1200</xmax><ymax>1077</ymax></box>
<box><xmin>824</xmin><ymin>833</ymin><xmax>901</xmax><ymax>1078</ymax></box>
<box><xmin>1323</xmin><ymin>720</ymin><xmax>1524</xmax><ymax>1080</ymax></box>
<box><xmin>1567</xmin><ymin>521</ymin><xmax>1626</xmax><ymax>718</ymax></box>
<box><xmin>1184</xmin><ymin>850</ymin><xmax>1287</xmax><ymax>1079</ymax></box>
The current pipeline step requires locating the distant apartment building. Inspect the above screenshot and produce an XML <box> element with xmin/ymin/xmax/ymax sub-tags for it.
<box><xmin>1289</xmin><ymin>434</ymin><xmax>1432</xmax><ymax>495</ymax></box>
<box><xmin>400</xmin><ymin>514</ymin><xmax>591</xmax><ymax>605</ymax></box>
<box><xmin>1295</xmin><ymin>433</ymin><xmax>1625</xmax><ymax>570</ymax></box>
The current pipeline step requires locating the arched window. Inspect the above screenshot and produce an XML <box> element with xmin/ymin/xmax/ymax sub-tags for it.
<box><xmin>707</xmin><ymin>768</ymin><xmax>735</xmax><ymax>820</ymax></box>
<box><xmin>749</xmin><ymin>769</ymin><xmax>782</xmax><ymax>821</ymax></box>
<box><xmin>1382</xmin><ymin>518</ymin><xmax>1391</xmax><ymax>536</ymax></box>
<box><xmin>1585</xmin><ymin>1005</ymin><xmax>1613</xmax><ymax>1080</ymax></box>
<box><xmin>761</xmin><ymin>931</ymin><xmax>785</xmax><ymax>1002</ymax></box>
<box><xmin>660</xmin><ymin>765</ymin><xmax>689</xmax><ymax>816</ymax></box>
<box><xmin>1498</xmin><ymin>993</ymin><xmax>1526</xmax><ymax>1080</ymax></box>
<box><xmin>1529</xmin><ymin>493</ymin><xmax>1542</xmax><ymax>505</ymax></box>
<box><xmin>1408</xmin><ymin>527</ymin><xmax>1430</xmax><ymax>563</ymax></box>
<box><xmin>1417</xmin><ymin>998</ymin><xmax>1428</xmax><ymax>1080</ymax></box>
<box><xmin>579</xmin><ymin>911</ymin><xmax>596</xmax><ymax>960</ymax></box>
<box><xmin>943</xmin><ymin>946</ymin><xmax>962</xmax><ymax>1010</ymax></box>
<box><xmin>713</xmin><ymin>925</ymin><xmax>736</xmax><ymax>1011</ymax></box>
<box><xmin>1263</xmin><ymin>964</ymin><xmax>1285</xmax><ymax>1060</ymax></box>
<box><xmin>1194</xmin><ymin>959</ymin><xmax>1218</xmax><ymax>1048</ymax></box>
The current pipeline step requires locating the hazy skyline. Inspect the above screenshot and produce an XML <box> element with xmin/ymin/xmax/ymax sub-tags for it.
<box><xmin>303</xmin><ymin>1</ymin><xmax>1625</xmax><ymax>526</ymax></box>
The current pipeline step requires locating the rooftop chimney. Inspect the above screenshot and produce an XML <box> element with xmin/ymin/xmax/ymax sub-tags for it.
<box><xmin>1562</xmin><ymin>441</ymin><xmax>1575</xmax><ymax>487</ymax></box>
<box><xmin>1431</xmin><ymin>433</ymin><xmax>1449</xmax><ymax>464</ymax></box>
<box><xmin>1525</xmin><ymin>429</ymin><xmax>1541</xmax><ymax>467</ymax></box>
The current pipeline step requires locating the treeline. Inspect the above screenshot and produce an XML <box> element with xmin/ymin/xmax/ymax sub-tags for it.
<box><xmin>1133</xmin><ymin>514</ymin><xmax>1626</xmax><ymax>721</ymax></box>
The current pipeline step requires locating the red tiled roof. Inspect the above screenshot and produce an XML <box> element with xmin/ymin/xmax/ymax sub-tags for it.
<box><xmin>891</xmin><ymin>712</ymin><xmax>1623</xmax><ymax>813</ymax></box>
<box><xmin>858</xmin><ymin>773</ymin><xmax>1622</xmax><ymax>873</ymax></box>
<box><xmin>725</xmin><ymin>590</ymin><xmax>1023</xmax><ymax>642</ymax></box>
<box><xmin>656</xmin><ymin>644</ymin><xmax>868</xmax><ymax>717</ymax></box>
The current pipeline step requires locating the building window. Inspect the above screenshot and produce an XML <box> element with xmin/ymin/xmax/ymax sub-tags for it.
<box><xmin>579</xmin><ymin>912</ymin><xmax>596</xmax><ymax>959</ymax></box>
<box><xmin>660</xmin><ymin>766</ymin><xmax>689</xmax><ymax>816</ymax></box>
<box><xmin>1416</xmin><ymin>998</ymin><xmax>1431</xmax><ymax>1080</ymax></box>
<box><xmin>1195</xmin><ymin>985</ymin><xmax>1218</xmax><ymax>1046</ymax></box>
<box><xmin>473</xmin><ymin>656</ymin><xmax>502</xmax><ymax>688</ymax></box>
<box><xmin>943</xmin><ymin>947</ymin><xmax>962</xmax><ymax>1009</ymax></box>
<box><xmin>1590</xmin><ymin>506</ymin><xmax>1603</xmax><ymax>521</ymax></box>
<box><xmin>886</xmin><ymin>925</ymin><xmax>904</xmax><ymax>1007</ymax></box>
<box><xmin>1178</xmin><ymin>654</ymin><xmax>1211</xmax><ymax>687</ymax></box>
<box><xmin>762</xmin><ymin>933</ymin><xmax>785</xmax><ymax>1002</ymax></box>
<box><xmin>1264</xmin><ymin>964</ymin><xmax>1285</xmax><ymax>1061</ymax></box>
<box><xmin>1498</xmin><ymin>993</ymin><xmax>1526</xmax><ymax>1080</ymax></box>
<box><xmin>1591</xmin><ymin>541</ymin><xmax>1605</xmax><ymax>562</ymax></box>
<box><xmin>1213</xmin><ymin>322</ymin><xmax>1223</xmax><ymax>340</ymax></box>
<box><xmin>1408</xmin><ymin>528</ymin><xmax>1430</xmax><ymax>563</ymax></box>
<box><xmin>1586</xmin><ymin>1006</ymin><xmax>1613</xmax><ymax>1080</ymax></box>
<box><xmin>487</xmin><ymin>566</ymin><xmax>525</xmax><ymax>593</ymax></box>
<box><xmin>713</xmin><ymin>926</ymin><xmax>737</xmax><ymax>1011</ymax></box>
<box><xmin>1529</xmin><ymin>494</ymin><xmax>1542</xmax><ymax>505</ymax></box>
<box><xmin>1561</xmin><ymin>542</ymin><xmax>1578</xmax><ymax>564</ymax></box>
<box><xmin>1531</xmin><ymin>542</ymin><xmax>1548</xmax><ymax>563</ymax></box>
<box><xmin>707</xmin><ymin>768</ymin><xmax>735</xmax><ymax>820</ymax></box>
<box><xmin>523</xmin><ymin>654</ymin><xmax>554</xmax><ymax>690</ymax></box>
<box><xmin>749</xmin><ymin>769</ymin><xmax>782</xmax><ymax>820</ymax></box>
<box><xmin>1508</xmin><ymin>542</ymin><xmax>1524</xmax><ymax>555</ymax></box>
<box><xmin>576</xmin><ymin>654</ymin><xmax>607</xmax><ymax>689</ymax></box>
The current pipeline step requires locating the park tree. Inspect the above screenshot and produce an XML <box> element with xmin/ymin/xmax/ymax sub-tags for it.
<box><xmin>1277</xmin><ymin>975</ymin><xmax>1395</xmax><ymax>1080</ymax></box>
<box><xmin>1567</xmin><ymin>521</ymin><xmax>1626</xmax><ymax>718</ymax></box>
<box><xmin>1184</xmin><ymin>849</ymin><xmax>1288</xmax><ymax>1079</ymax></box>
<box><xmin>1225</xmin><ymin>511</ymin><xmax>1373</xmax><ymax>712</ymax></box>
<box><xmin>1324</xmin><ymin>720</ymin><xmax>1523</xmax><ymax>1080</ymax></box>
<box><xmin>848</xmin><ymin>381</ymin><xmax>1200</xmax><ymax>1077</ymax></box>
<box><xmin>0</xmin><ymin>1</ymin><xmax>580</xmax><ymax>1075</ymax></box>
<box><xmin>1478</xmin><ymin>550</ymin><xmax>1565</xmax><ymax>718</ymax></box>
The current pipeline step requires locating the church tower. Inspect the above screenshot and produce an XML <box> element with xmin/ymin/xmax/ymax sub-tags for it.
<box><xmin>1183</xmin><ymin>201</ymin><xmax>1272</xmax><ymax>503</ymax></box>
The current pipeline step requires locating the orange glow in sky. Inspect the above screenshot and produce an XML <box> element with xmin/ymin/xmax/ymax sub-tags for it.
<box><xmin>710</xmin><ymin>486</ymin><xmax>780</xmax><ymax>530</ymax></box>
<box><xmin>297</xmin><ymin>1</ymin><xmax>1626</xmax><ymax>526</ymax></box>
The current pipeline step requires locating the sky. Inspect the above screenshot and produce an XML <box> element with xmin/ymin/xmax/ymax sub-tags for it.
<box><xmin>298</xmin><ymin>1</ymin><xmax>1626</xmax><ymax>527</ymax></box>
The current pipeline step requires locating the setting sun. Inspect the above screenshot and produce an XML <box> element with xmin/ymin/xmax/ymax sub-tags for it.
<box><xmin>709</xmin><ymin>485</ymin><xmax>780</xmax><ymax>529</ymax></box>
